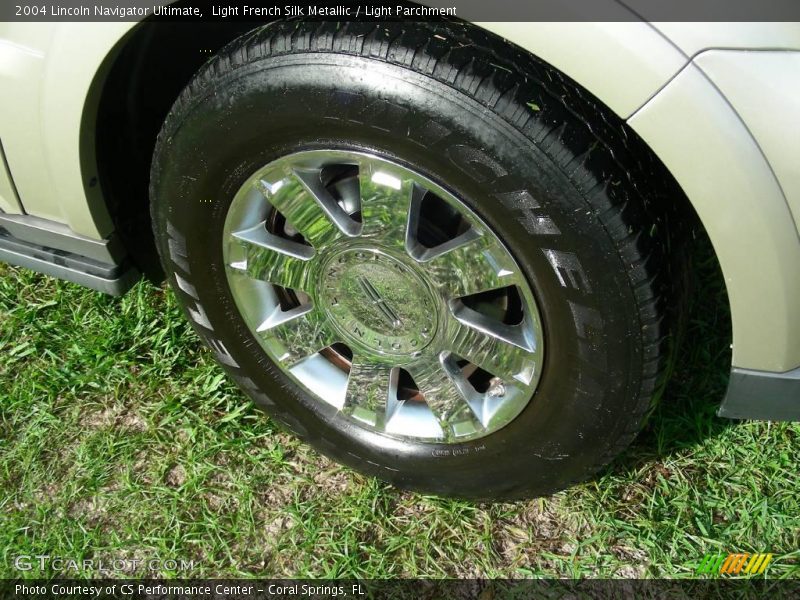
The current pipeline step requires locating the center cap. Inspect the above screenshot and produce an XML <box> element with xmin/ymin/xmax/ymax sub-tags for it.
<box><xmin>320</xmin><ymin>248</ymin><xmax>438</xmax><ymax>356</ymax></box>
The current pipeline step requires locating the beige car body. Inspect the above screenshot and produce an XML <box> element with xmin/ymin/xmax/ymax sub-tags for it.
<box><xmin>1</xmin><ymin>18</ymin><xmax>799</xmax><ymax>418</ymax></box>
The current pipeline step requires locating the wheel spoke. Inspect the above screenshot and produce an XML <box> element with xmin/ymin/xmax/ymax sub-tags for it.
<box><xmin>447</xmin><ymin>308</ymin><xmax>538</xmax><ymax>385</ymax></box>
<box><xmin>406</xmin><ymin>358</ymin><xmax>483</xmax><ymax>439</ymax></box>
<box><xmin>422</xmin><ymin>231</ymin><xmax>520</xmax><ymax>298</ymax></box>
<box><xmin>343</xmin><ymin>358</ymin><xmax>396</xmax><ymax>428</ymax></box>
<box><xmin>259</xmin><ymin>168</ymin><xmax>359</xmax><ymax>249</ymax></box>
<box><xmin>357</xmin><ymin>161</ymin><xmax>418</xmax><ymax>249</ymax></box>
<box><xmin>257</xmin><ymin>305</ymin><xmax>337</xmax><ymax>367</ymax></box>
<box><xmin>228</xmin><ymin>223</ymin><xmax>314</xmax><ymax>291</ymax></box>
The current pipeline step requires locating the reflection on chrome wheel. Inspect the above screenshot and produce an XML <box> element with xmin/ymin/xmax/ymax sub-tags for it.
<box><xmin>223</xmin><ymin>151</ymin><xmax>544</xmax><ymax>442</ymax></box>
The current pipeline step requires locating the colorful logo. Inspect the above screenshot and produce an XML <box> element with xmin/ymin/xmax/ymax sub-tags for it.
<box><xmin>696</xmin><ymin>553</ymin><xmax>773</xmax><ymax>576</ymax></box>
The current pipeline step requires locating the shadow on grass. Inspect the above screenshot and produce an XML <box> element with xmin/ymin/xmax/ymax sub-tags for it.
<box><xmin>609</xmin><ymin>235</ymin><xmax>736</xmax><ymax>475</ymax></box>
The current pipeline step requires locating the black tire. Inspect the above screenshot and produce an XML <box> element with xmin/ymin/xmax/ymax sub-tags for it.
<box><xmin>150</xmin><ymin>21</ymin><xmax>683</xmax><ymax>500</ymax></box>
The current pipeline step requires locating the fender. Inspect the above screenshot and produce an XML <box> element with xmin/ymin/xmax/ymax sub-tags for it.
<box><xmin>629</xmin><ymin>62</ymin><xmax>800</xmax><ymax>374</ymax></box>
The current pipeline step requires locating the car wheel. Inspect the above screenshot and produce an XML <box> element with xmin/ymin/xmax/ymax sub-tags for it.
<box><xmin>150</xmin><ymin>21</ymin><xmax>682</xmax><ymax>500</ymax></box>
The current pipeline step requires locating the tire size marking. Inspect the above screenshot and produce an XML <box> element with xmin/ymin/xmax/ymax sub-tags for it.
<box><xmin>432</xmin><ymin>444</ymin><xmax>486</xmax><ymax>458</ymax></box>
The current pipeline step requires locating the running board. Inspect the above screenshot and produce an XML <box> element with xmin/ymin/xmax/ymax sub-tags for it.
<box><xmin>0</xmin><ymin>229</ymin><xmax>139</xmax><ymax>296</ymax></box>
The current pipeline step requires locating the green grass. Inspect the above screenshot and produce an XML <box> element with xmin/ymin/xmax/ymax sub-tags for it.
<box><xmin>0</xmin><ymin>247</ymin><xmax>798</xmax><ymax>579</ymax></box>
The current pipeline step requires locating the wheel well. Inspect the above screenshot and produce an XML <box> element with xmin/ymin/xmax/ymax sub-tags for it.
<box><xmin>94</xmin><ymin>18</ymin><xmax>261</xmax><ymax>280</ymax></box>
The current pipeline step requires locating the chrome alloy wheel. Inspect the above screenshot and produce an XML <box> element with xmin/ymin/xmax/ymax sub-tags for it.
<box><xmin>223</xmin><ymin>150</ymin><xmax>544</xmax><ymax>442</ymax></box>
